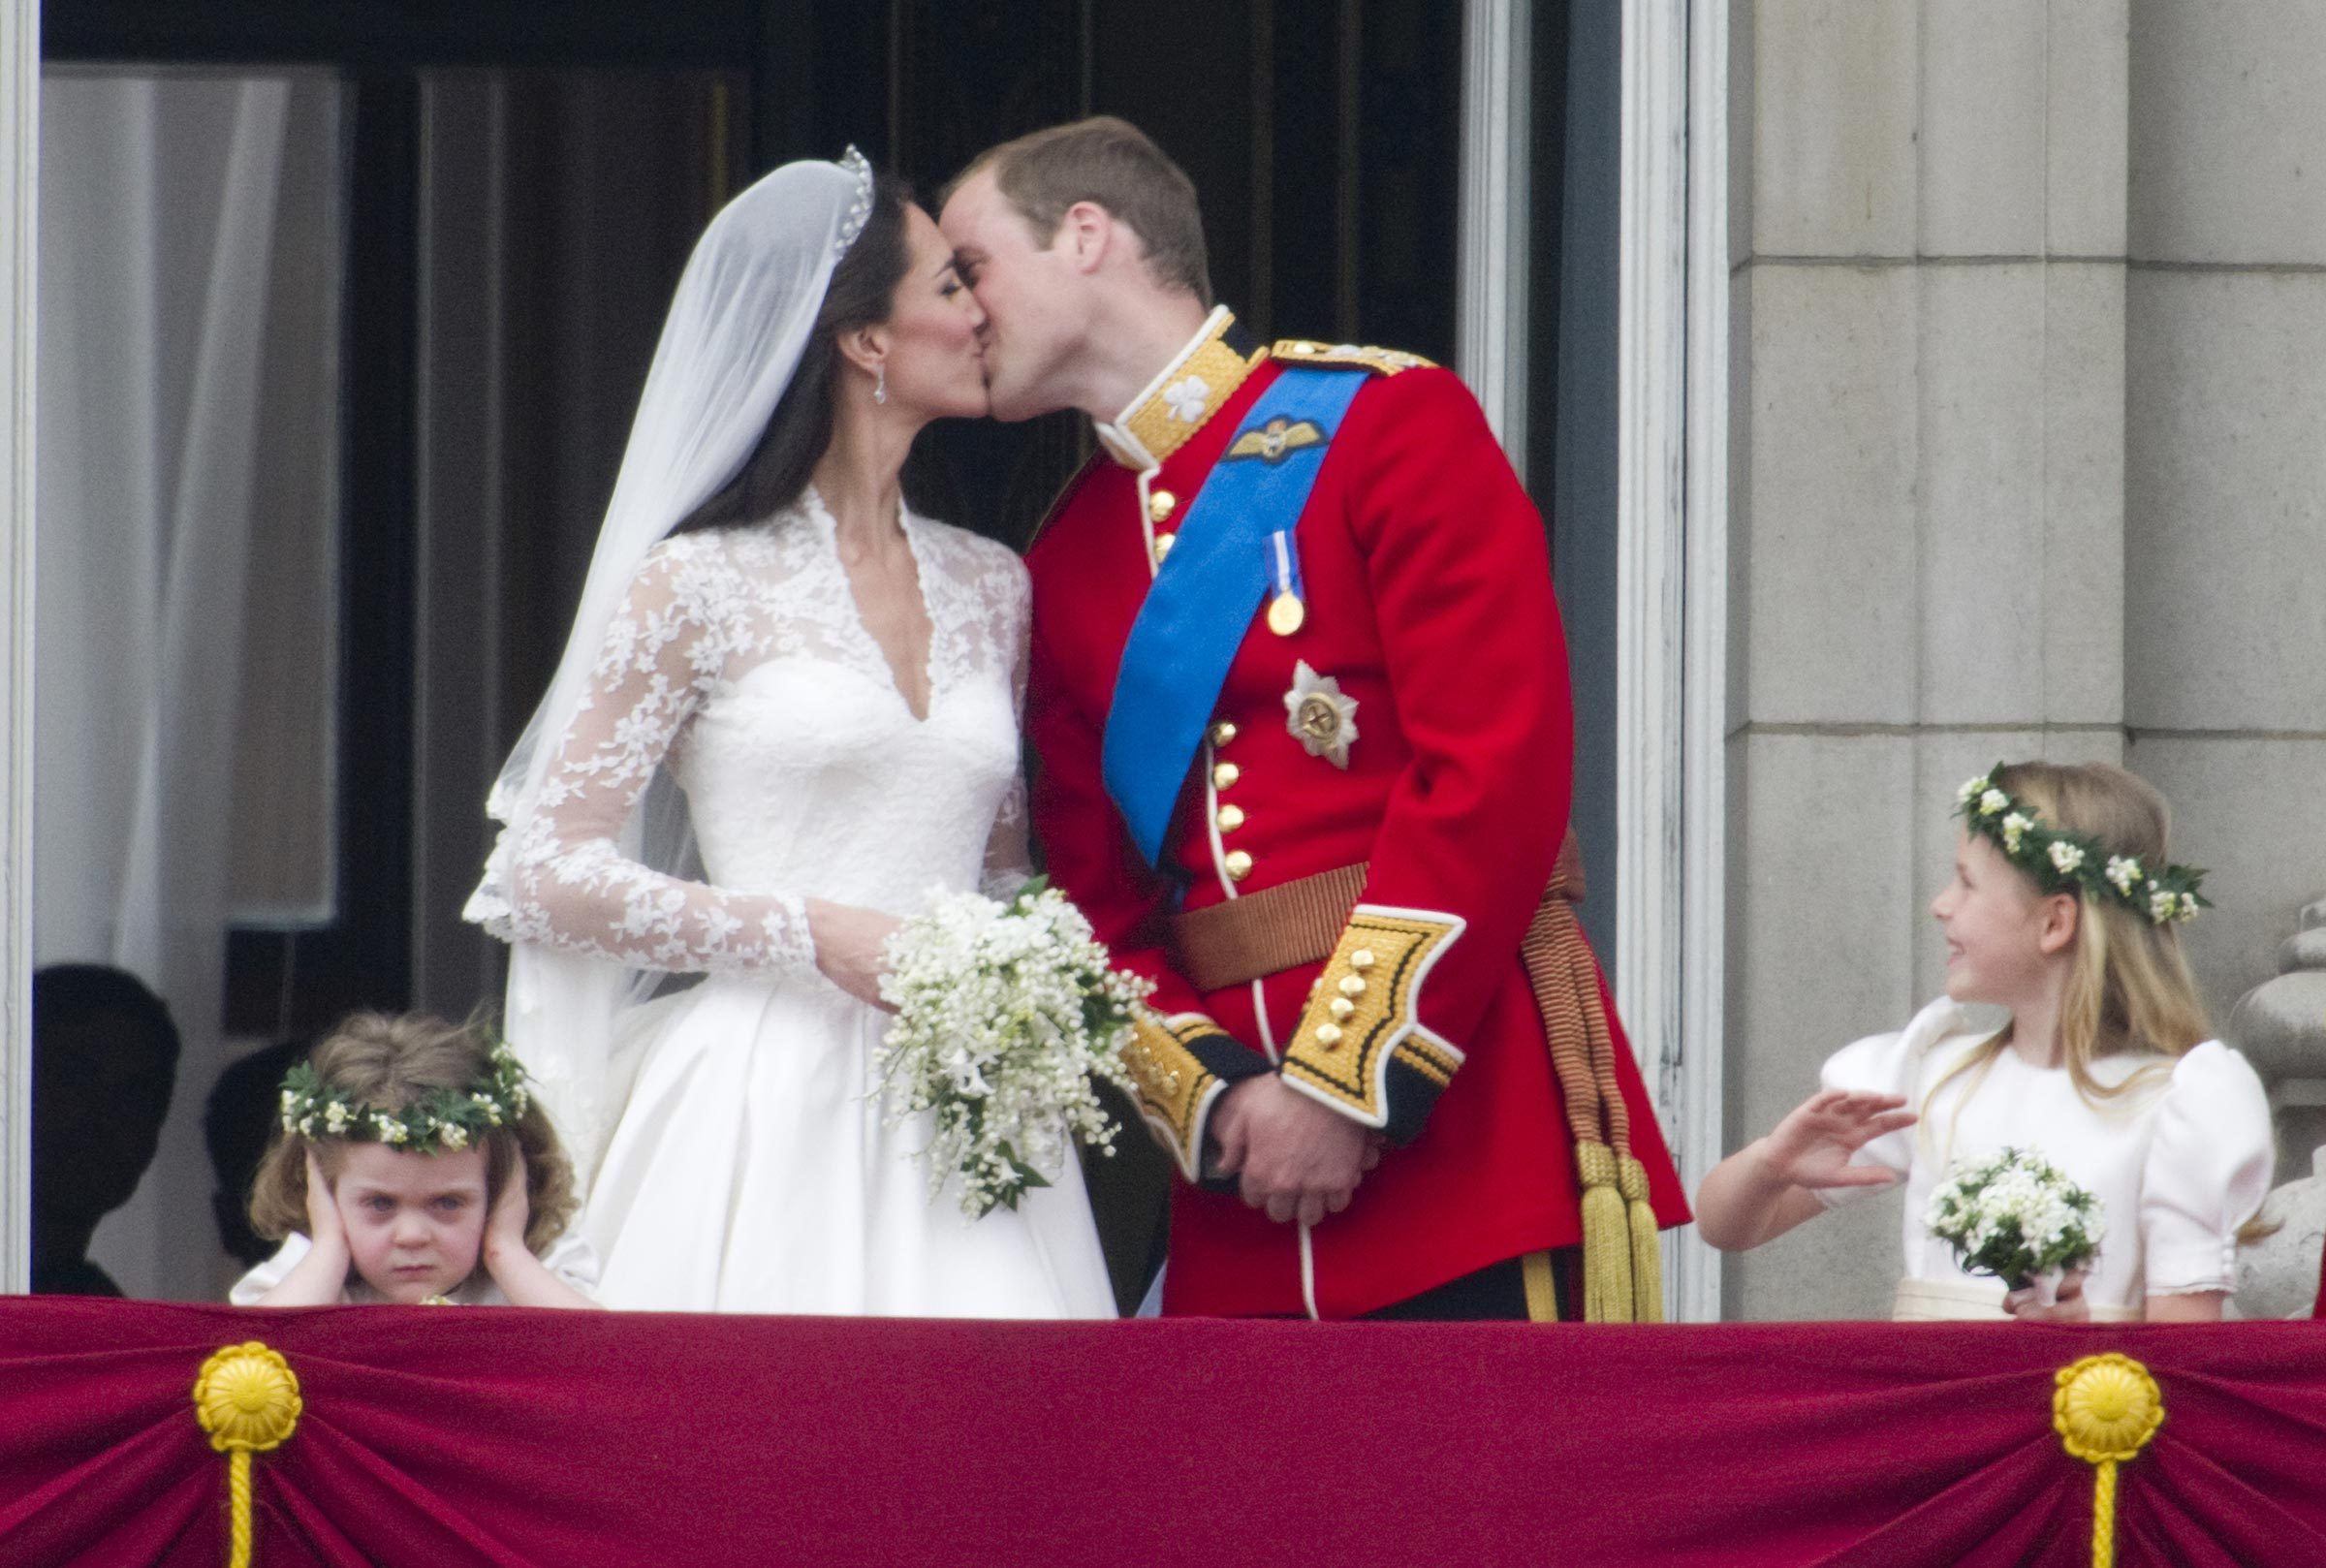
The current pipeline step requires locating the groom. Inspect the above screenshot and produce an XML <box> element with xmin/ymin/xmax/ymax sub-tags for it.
<box><xmin>941</xmin><ymin>117</ymin><xmax>1689</xmax><ymax>1320</ymax></box>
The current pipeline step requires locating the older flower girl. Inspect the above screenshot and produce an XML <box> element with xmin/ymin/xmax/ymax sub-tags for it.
<box><xmin>1695</xmin><ymin>762</ymin><xmax>2272</xmax><ymax>1322</ymax></box>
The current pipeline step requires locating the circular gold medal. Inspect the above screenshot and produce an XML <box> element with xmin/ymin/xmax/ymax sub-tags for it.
<box><xmin>1267</xmin><ymin>592</ymin><xmax>1305</xmax><ymax>637</ymax></box>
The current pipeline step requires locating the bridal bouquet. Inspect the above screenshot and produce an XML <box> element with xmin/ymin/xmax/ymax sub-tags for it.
<box><xmin>875</xmin><ymin>878</ymin><xmax>1150</xmax><ymax>1220</ymax></box>
<box><xmin>1924</xmin><ymin>1146</ymin><xmax>2105</xmax><ymax>1292</ymax></box>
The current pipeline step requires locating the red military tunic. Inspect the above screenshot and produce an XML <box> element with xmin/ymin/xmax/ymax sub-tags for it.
<box><xmin>1025</xmin><ymin>308</ymin><xmax>1689</xmax><ymax>1318</ymax></box>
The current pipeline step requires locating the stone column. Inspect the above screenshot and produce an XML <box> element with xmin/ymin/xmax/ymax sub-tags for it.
<box><xmin>0</xmin><ymin>0</ymin><xmax>34</xmax><ymax>1296</ymax></box>
<box><xmin>2122</xmin><ymin>0</ymin><xmax>2326</xmax><ymax>1017</ymax></box>
<box><xmin>1725</xmin><ymin>0</ymin><xmax>2133</xmax><ymax>1320</ymax></box>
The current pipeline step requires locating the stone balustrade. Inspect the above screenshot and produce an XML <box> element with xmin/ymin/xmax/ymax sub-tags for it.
<box><xmin>2232</xmin><ymin>894</ymin><xmax>2326</xmax><ymax>1319</ymax></box>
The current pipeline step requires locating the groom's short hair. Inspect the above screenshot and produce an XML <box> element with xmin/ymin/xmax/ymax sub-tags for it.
<box><xmin>953</xmin><ymin>116</ymin><xmax>1212</xmax><ymax>306</ymax></box>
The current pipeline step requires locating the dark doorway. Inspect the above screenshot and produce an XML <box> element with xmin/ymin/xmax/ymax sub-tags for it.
<box><xmin>42</xmin><ymin>1</ymin><xmax>1585</xmax><ymax>1306</ymax></box>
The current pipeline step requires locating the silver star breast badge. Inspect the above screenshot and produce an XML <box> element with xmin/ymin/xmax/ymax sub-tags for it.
<box><xmin>1283</xmin><ymin>660</ymin><xmax>1358</xmax><ymax>769</ymax></box>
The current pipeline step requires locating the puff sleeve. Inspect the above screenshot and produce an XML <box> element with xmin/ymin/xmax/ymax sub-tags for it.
<box><xmin>1808</xmin><ymin>998</ymin><xmax>1975</xmax><ymax>1208</ymax></box>
<box><xmin>1810</xmin><ymin>1029</ymin><xmax>1919</xmax><ymax>1207</ymax></box>
<box><xmin>2140</xmin><ymin>1042</ymin><xmax>2274</xmax><ymax>1297</ymax></box>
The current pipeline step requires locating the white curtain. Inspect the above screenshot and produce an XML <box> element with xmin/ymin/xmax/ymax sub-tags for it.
<box><xmin>36</xmin><ymin>72</ymin><xmax>337</xmax><ymax>1299</ymax></box>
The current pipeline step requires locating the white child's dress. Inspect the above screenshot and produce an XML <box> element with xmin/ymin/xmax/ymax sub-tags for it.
<box><xmin>1819</xmin><ymin>997</ymin><xmax>2275</xmax><ymax>1320</ymax></box>
<box><xmin>229</xmin><ymin>1227</ymin><xmax>603</xmax><ymax>1306</ymax></box>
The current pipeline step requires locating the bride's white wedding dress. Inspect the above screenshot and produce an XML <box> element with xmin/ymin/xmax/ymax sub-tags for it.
<box><xmin>474</xmin><ymin>491</ymin><xmax>1116</xmax><ymax>1316</ymax></box>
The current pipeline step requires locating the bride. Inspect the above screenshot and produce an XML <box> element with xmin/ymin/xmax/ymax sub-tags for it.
<box><xmin>466</xmin><ymin>151</ymin><xmax>1116</xmax><ymax>1317</ymax></box>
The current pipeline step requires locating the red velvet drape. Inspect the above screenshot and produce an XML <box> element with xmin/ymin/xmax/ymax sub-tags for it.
<box><xmin>4</xmin><ymin>1300</ymin><xmax>2324</xmax><ymax>1567</ymax></box>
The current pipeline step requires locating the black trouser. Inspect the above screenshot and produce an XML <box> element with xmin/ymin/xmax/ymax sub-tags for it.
<box><xmin>1361</xmin><ymin>1247</ymin><xmax>1579</xmax><ymax>1322</ymax></box>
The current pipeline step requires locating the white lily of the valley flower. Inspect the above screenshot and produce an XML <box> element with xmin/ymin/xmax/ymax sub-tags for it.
<box><xmin>875</xmin><ymin>884</ymin><xmax>1148</xmax><ymax>1220</ymax></box>
<box><xmin>1979</xmin><ymin>788</ymin><xmax>2010</xmax><ymax>817</ymax></box>
<box><xmin>1282</xmin><ymin>660</ymin><xmax>1360</xmax><ymax>769</ymax></box>
<box><xmin>2049</xmin><ymin>840</ymin><xmax>2086</xmax><ymax>875</ymax></box>
<box><xmin>2001</xmin><ymin>811</ymin><xmax>2032</xmax><ymax>853</ymax></box>
<box><xmin>2105</xmin><ymin>856</ymin><xmax>2142</xmax><ymax>896</ymax></box>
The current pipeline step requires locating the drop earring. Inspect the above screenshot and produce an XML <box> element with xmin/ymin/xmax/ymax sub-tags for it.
<box><xmin>873</xmin><ymin>364</ymin><xmax>887</xmax><ymax>404</ymax></box>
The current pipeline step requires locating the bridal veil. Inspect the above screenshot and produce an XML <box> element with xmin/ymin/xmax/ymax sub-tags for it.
<box><xmin>466</xmin><ymin>149</ymin><xmax>875</xmax><ymax>1176</ymax></box>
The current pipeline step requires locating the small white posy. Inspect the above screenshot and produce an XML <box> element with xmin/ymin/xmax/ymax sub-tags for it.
<box><xmin>1162</xmin><ymin>375</ymin><xmax>1210</xmax><ymax>423</ymax></box>
<box><xmin>2048</xmin><ymin>840</ymin><xmax>2086</xmax><ymax>875</ymax></box>
<box><xmin>1282</xmin><ymin>660</ymin><xmax>1359</xmax><ymax>769</ymax></box>
<box><xmin>1924</xmin><ymin>1145</ymin><xmax>2104</xmax><ymax>1290</ymax></box>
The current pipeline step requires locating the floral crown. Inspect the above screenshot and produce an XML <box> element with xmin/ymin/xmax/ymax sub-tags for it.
<box><xmin>1955</xmin><ymin>766</ymin><xmax>2208</xmax><ymax>925</ymax></box>
<box><xmin>278</xmin><ymin>1039</ymin><xmax>532</xmax><ymax>1155</ymax></box>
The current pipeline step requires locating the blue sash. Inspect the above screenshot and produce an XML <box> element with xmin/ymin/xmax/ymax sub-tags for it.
<box><xmin>1100</xmin><ymin>365</ymin><xmax>1368</xmax><ymax>866</ymax></box>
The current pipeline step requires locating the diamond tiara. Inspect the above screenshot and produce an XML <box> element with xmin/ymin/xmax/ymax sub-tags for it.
<box><xmin>835</xmin><ymin>144</ymin><xmax>875</xmax><ymax>258</ymax></box>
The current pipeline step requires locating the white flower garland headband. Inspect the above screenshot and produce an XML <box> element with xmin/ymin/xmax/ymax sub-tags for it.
<box><xmin>277</xmin><ymin>1040</ymin><xmax>532</xmax><ymax>1155</ymax></box>
<box><xmin>1955</xmin><ymin>767</ymin><xmax>2209</xmax><ymax>926</ymax></box>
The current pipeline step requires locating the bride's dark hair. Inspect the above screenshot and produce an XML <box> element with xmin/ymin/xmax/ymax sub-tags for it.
<box><xmin>672</xmin><ymin>172</ymin><xmax>916</xmax><ymax>534</ymax></box>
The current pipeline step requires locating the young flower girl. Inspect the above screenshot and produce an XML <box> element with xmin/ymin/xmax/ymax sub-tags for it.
<box><xmin>1695</xmin><ymin>761</ymin><xmax>2273</xmax><ymax>1322</ymax></box>
<box><xmin>233</xmin><ymin>1013</ymin><xmax>600</xmax><ymax>1307</ymax></box>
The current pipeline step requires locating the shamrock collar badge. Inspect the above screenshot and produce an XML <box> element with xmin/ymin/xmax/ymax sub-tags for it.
<box><xmin>1284</xmin><ymin>661</ymin><xmax>1359</xmax><ymax>769</ymax></box>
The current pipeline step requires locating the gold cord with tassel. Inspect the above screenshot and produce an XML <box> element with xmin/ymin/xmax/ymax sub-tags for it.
<box><xmin>2053</xmin><ymin>1353</ymin><xmax>2163</xmax><ymax>1568</ymax></box>
<box><xmin>193</xmin><ymin>1342</ymin><xmax>302</xmax><ymax>1568</ymax></box>
<box><xmin>1526</xmin><ymin>833</ymin><xmax>1665</xmax><ymax>1322</ymax></box>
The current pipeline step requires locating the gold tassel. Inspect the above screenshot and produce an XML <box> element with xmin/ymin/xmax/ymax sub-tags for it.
<box><xmin>1575</xmin><ymin>1142</ymin><xmax>1634</xmax><ymax>1323</ymax></box>
<box><xmin>1620</xmin><ymin>1154</ymin><xmax>1665</xmax><ymax>1323</ymax></box>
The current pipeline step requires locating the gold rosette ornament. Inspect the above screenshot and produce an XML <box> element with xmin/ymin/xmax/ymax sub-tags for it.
<box><xmin>2053</xmin><ymin>1353</ymin><xmax>2163</xmax><ymax>1568</ymax></box>
<box><xmin>193</xmin><ymin>1342</ymin><xmax>303</xmax><ymax>1568</ymax></box>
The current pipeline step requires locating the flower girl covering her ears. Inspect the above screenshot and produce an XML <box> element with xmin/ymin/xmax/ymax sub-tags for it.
<box><xmin>1694</xmin><ymin>761</ymin><xmax>2273</xmax><ymax>1323</ymax></box>
<box><xmin>233</xmin><ymin>1013</ymin><xmax>601</xmax><ymax>1307</ymax></box>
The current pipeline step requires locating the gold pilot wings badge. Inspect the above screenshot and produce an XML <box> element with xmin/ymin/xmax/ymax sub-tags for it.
<box><xmin>1224</xmin><ymin>416</ymin><xmax>1327</xmax><ymax>465</ymax></box>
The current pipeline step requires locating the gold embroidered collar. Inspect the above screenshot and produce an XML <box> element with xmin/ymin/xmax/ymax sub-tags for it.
<box><xmin>1092</xmin><ymin>305</ymin><xmax>1262</xmax><ymax>471</ymax></box>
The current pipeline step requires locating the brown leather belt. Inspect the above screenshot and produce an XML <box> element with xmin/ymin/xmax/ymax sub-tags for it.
<box><xmin>1160</xmin><ymin>833</ymin><xmax>1585</xmax><ymax>993</ymax></box>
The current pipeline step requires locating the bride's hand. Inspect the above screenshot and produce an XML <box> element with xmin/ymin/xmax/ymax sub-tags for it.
<box><xmin>806</xmin><ymin>899</ymin><xmax>902</xmax><ymax>1011</ymax></box>
<box><xmin>1755</xmin><ymin>1088</ymin><xmax>1917</xmax><ymax>1191</ymax></box>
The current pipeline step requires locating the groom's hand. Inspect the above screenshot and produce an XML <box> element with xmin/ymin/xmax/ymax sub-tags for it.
<box><xmin>1210</xmin><ymin>1075</ymin><xmax>1374</xmax><ymax>1226</ymax></box>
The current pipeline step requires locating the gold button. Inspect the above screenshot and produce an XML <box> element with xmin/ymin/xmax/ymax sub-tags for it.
<box><xmin>1328</xmin><ymin>996</ymin><xmax>1356</xmax><ymax>1020</ymax></box>
<box><xmin>1216</xmin><ymin>803</ymin><xmax>1246</xmax><ymax>832</ymax></box>
<box><xmin>1212</xmin><ymin>762</ymin><xmax>1240</xmax><ymax>790</ymax></box>
<box><xmin>1349</xmin><ymin>950</ymin><xmax>1376</xmax><ymax>972</ymax></box>
<box><xmin>1152</xmin><ymin>532</ymin><xmax>1177</xmax><ymax>564</ymax></box>
<box><xmin>1148</xmin><ymin>488</ymin><xmax>1178</xmax><ymax>523</ymax></box>
<box><xmin>1313</xmin><ymin>1023</ymin><xmax>1343</xmax><ymax>1049</ymax></box>
<box><xmin>1223</xmin><ymin>850</ymin><xmax>1253</xmax><ymax>882</ymax></box>
<box><xmin>1337</xmin><ymin>975</ymin><xmax>1367</xmax><ymax>997</ymax></box>
<box><xmin>1210</xmin><ymin>721</ymin><xmax>1238</xmax><ymax>747</ymax></box>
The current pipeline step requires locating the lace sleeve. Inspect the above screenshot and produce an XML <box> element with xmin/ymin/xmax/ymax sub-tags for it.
<box><xmin>979</xmin><ymin>544</ymin><xmax>1034</xmax><ymax>903</ymax></box>
<box><xmin>489</xmin><ymin>545</ymin><xmax>817</xmax><ymax>976</ymax></box>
